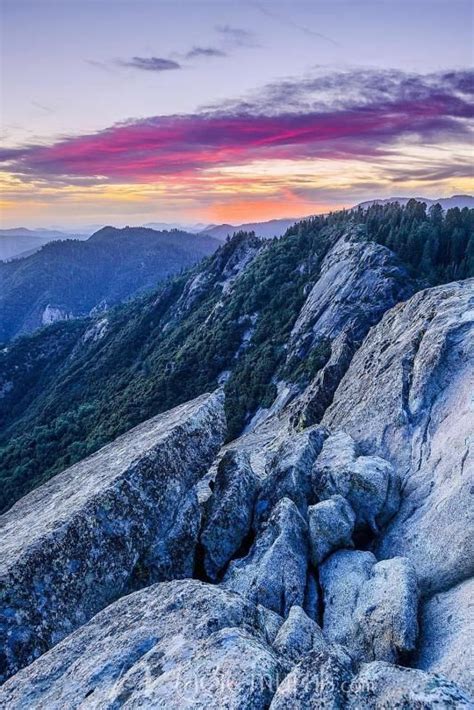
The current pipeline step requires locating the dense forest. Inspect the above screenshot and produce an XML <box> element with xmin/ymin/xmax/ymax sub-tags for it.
<box><xmin>0</xmin><ymin>201</ymin><xmax>472</xmax><ymax>512</ymax></box>
<box><xmin>354</xmin><ymin>199</ymin><xmax>474</xmax><ymax>283</ymax></box>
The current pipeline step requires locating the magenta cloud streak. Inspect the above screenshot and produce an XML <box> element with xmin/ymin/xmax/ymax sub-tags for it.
<box><xmin>1</xmin><ymin>69</ymin><xmax>472</xmax><ymax>183</ymax></box>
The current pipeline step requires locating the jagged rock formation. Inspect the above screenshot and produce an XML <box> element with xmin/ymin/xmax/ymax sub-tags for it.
<box><xmin>0</xmin><ymin>224</ymin><xmax>472</xmax><ymax>705</ymax></box>
<box><xmin>288</xmin><ymin>234</ymin><xmax>414</xmax><ymax>427</ymax></box>
<box><xmin>223</xmin><ymin>497</ymin><xmax>309</xmax><ymax>617</ymax></box>
<box><xmin>254</xmin><ymin>426</ymin><xmax>327</xmax><ymax>526</ymax></box>
<box><xmin>324</xmin><ymin>278</ymin><xmax>474</xmax><ymax>692</ymax></box>
<box><xmin>0</xmin><ymin>391</ymin><xmax>225</xmax><ymax>683</ymax></box>
<box><xmin>272</xmin><ymin>606</ymin><xmax>326</xmax><ymax>664</ymax></box>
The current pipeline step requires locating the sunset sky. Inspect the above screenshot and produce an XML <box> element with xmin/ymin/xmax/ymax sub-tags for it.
<box><xmin>1</xmin><ymin>0</ymin><xmax>473</xmax><ymax>228</ymax></box>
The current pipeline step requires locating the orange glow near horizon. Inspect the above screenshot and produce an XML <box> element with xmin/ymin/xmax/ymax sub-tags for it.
<box><xmin>0</xmin><ymin>145</ymin><xmax>473</xmax><ymax>228</ymax></box>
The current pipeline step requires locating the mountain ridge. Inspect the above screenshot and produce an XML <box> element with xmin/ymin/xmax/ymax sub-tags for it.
<box><xmin>0</xmin><ymin>226</ymin><xmax>220</xmax><ymax>342</ymax></box>
<box><xmin>1</xmin><ymin>200</ymin><xmax>472</xmax><ymax>514</ymax></box>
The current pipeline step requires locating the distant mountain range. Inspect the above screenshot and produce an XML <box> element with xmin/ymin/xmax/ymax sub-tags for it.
<box><xmin>0</xmin><ymin>226</ymin><xmax>219</xmax><ymax>342</ymax></box>
<box><xmin>200</xmin><ymin>217</ymin><xmax>300</xmax><ymax>241</ymax></box>
<box><xmin>0</xmin><ymin>228</ymin><xmax>88</xmax><ymax>261</ymax></box>
<box><xmin>3</xmin><ymin>196</ymin><xmax>471</xmax><ymax>261</ymax></box>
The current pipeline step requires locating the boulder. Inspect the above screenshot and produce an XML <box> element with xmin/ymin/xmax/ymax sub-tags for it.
<box><xmin>272</xmin><ymin>605</ymin><xmax>327</xmax><ymax>664</ymax></box>
<box><xmin>254</xmin><ymin>426</ymin><xmax>328</xmax><ymax>526</ymax></box>
<box><xmin>320</xmin><ymin>551</ymin><xmax>418</xmax><ymax>663</ymax></box>
<box><xmin>223</xmin><ymin>498</ymin><xmax>309</xmax><ymax>617</ymax></box>
<box><xmin>0</xmin><ymin>391</ymin><xmax>226</xmax><ymax>683</ymax></box>
<box><xmin>308</xmin><ymin>495</ymin><xmax>355</xmax><ymax>565</ymax></box>
<box><xmin>0</xmin><ymin>580</ymin><xmax>286</xmax><ymax>709</ymax></box>
<box><xmin>351</xmin><ymin>557</ymin><xmax>419</xmax><ymax>663</ymax></box>
<box><xmin>347</xmin><ymin>661</ymin><xmax>473</xmax><ymax>708</ymax></box>
<box><xmin>312</xmin><ymin>431</ymin><xmax>400</xmax><ymax>534</ymax></box>
<box><xmin>319</xmin><ymin>550</ymin><xmax>376</xmax><ymax>646</ymax></box>
<box><xmin>200</xmin><ymin>448</ymin><xmax>260</xmax><ymax>581</ymax></box>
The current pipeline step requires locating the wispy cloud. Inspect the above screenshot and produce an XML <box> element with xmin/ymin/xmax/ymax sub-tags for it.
<box><xmin>1</xmin><ymin>69</ymin><xmax>472</xmax><ymax>185</ymax></box>
<box><xmin>116</xmin><ymin>56</ymin><xmax>181</xmax><ymax>72</ymax></box>
<box><xmin>185</xmin><ymin>46</ymin><xmax>227</xmax><ymax>59</ymax></box>
<box><xmin>215</xmin><ymin>25</ymin><xmax>258</xmax><ymax>48</ymax></box>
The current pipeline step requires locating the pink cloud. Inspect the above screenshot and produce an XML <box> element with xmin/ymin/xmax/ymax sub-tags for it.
<box><xmin>1</xmin><ymin>69</ymin><xmax>472</xmax><ymax>184</ymax></box>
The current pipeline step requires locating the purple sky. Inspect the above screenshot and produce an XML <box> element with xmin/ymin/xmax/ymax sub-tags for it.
<box><xmin>1</xmin><ymin>0</ymin><xmax>473</xmax><ymax>227</ymax></box>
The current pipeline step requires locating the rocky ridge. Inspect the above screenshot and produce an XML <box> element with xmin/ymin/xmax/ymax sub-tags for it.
<box><xmin>0</xmin><ymin>230</ymin><xmax>472</xmax><ymax>706</ymax></box>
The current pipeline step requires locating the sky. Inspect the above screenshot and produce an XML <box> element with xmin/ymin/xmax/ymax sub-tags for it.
<box><xmin>0</xmin><ymin>0</ymin><xmax>473</xmax><ymax>228</ymax></box>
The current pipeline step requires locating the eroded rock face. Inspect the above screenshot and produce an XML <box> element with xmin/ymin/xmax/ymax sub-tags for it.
<box><xmin>0</xmin><ymin>391</ymin><xmax>226</xmax><ymax>683</ymax></box>
<box><xmin>223</xmin><ymin>497</ymin><xmax>309</xmax><ymax>617</ymax></box>
<box><xmin>312</xmin><ymin>432</ymin><xmax>400</xmax><ymax>534</ymax></box>
<box><xmin>324</xmin><ymin>279</ymin><xmax>474</xmax><ymax>596</ymax></box>
<box><xmin>0</xmin><ymin>580</ymin><xmax>286</xmax><ymax>709</ymax></box>
<box><xmin>308</xmin><ymin>495</ymin><xmax>355</xmax><ymax>566</ymax></box>
<box><xmin>414</xmin><ymin>577</ymin><xmax>474</xmax><ymax>695</ymax></box>
<box><xmin>200</xmin><ymin>449</ymin><xmax>260</xmax><ymax>581</ymax></box>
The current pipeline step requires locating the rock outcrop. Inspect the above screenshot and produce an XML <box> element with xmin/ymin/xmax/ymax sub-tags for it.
<box><xmin>223</xmin><ymin>497</ymin><xmax>309</xmax><ymax>617</ymax></box>
<box><xmin>0</xmin><ymin>580</ymin><xmax>286</xmax><ymax>709</ymax></box>
<box><xmin>324</xmin><ymin>279</ymin><xmax>474</xmax><ymax>595</ymax></box>
<box><xmin>0</xmin><ymin>391</ymin><xmax>226</xmax><ymax>683</ymax></box>
<box><xmin>287</xmin><ymin>233</ymin><xmax>414</xmax><ymax>428</ymax></box>
<box><xmin>1</xmin><ymin>241</ymin><xmax>472</xmax><ymax>706</ymax></box>
<box><xmin>289</xmin><ymin>233</ymin><xmax>413</xmax><ymax>348</ymax></box>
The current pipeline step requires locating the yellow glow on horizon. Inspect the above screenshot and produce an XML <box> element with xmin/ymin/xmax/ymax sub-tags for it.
<box><xmin>1</xmin><ymin>141</ymin><xmax>472</xmax><ymax>227</ymax></box>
